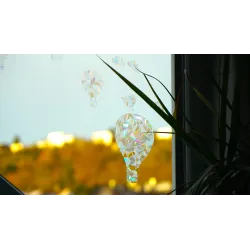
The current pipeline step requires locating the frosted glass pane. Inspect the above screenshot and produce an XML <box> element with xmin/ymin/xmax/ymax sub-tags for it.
<box><xmin>0</xmin><ymin>54</ymin><xmax>172</xmax><ymax>145</ymax></box>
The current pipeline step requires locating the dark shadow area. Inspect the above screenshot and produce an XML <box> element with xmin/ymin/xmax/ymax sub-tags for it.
<box><xmin>175</xmin><ymin>54</ymin><xmax>250</xmax><ymax>194</ymax></box>
<box><xmin>0</xmin><ymin>174</ymin><xmax>24</xmax><ymax>195</ymax></box>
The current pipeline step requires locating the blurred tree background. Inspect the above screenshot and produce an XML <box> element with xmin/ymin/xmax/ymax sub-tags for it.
<box><xmin>0</xmin><ymin>130</ymin><xmax>172</xmax><ymax>194</ymax></box>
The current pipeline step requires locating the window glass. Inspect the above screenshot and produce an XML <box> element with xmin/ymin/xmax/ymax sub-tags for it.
<box><xmin>0</xmin><ymin>54</ymin><xmax>172</xmax><ymax>195</ymax></box>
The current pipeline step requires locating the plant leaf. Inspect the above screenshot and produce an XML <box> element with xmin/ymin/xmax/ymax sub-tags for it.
<box><xmin>143</xmin><ymin>74</ymin><xmax>172</xmax><ymax>117</ymax></box>
<box><xmin>144</xmin><ymin>131</ymin><xmax>175</xmax><ymax>134</ymax></box>
<box><xmin>186</xmin><ymin>163</ymin><xmax>218</xmax><ymax>194</ymax></box>
<box><xmin>167</xmin><ymin>181</ymin><xmax>194</xmax><ymax>195</ymax></box>
<box><xmin>97</xmin><ymin>55</ymin><xmax>177</xmax><ymax>129</ymax></box>
<box><xmin>98</xmin><ymin>55</ymin><xmax>217</xmax><ymax>165</ymax></box>
<box><xmin>227</xmin><ymin>82</ymin><xmax>239</xmax><ymax>165</ymax></box>
<box><xmin>195</xmin><ymin>172</ymin><xmax>216</xmax><ymax>194</ymax></box>
<box><xmin>193</xmin><ymin>88</ymin><xmax>218</xmax><ymax>116</ymax></box>
<box><xmin>219</xmin><ymin>55</ymin><xmax>230</xmax><ymax>168</ymax></box>
<box><xmin>184</xmin><ymin>69</ymin><xmax>218</xmax><ymax>116</ymax></box>
<box><xmin>205</xmin><ymin>71</ymin><xmax>232</xmax><ymax>110</ymax></box>
<box><xmin>133</xmin><ymin>64</ymin><xmax>193</xmax><ymax>131</ymax></box>
<box><xmin>173</xmin><ymin>82</ymin><xmax>183</xmax><ymax>119</ymax></box>
<box><xmin>134</xmin><ymin>65</ymin><xmax>175</xmax><ymax>102</ymax></box>
<box><xmin>191</xmin><ymin>129</ymin><xmax>229</xmax><ymax>147</ymax></box>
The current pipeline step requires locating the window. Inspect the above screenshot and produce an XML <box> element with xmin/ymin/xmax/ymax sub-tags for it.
<box><xmin>0</xmin><ymin>54</ymin><xmax>173</xmax><ymax>195</ymax></box>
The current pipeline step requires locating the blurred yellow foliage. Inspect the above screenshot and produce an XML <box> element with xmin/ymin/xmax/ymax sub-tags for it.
<box><xmin>0</xmin><ymin>135</ymin><xmax>172</xmax><ymax>194</ymax></box>
<box><xmin>10</xmin><ymin>143</ymin><xmax>24</xmax><ymax>153</ymax></box>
